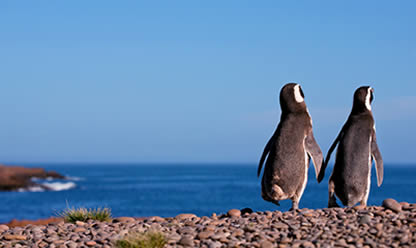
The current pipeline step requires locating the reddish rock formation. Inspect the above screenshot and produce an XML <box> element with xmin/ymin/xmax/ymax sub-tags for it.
<box><xmin>5</xmin><ymin>217</ymin><xmax>64</xmax><ymax>227</ymax></box>
<box><xmin>0</xmin><ymin>164</ymin><xmax>64</xmax><ymax>191</ymax></box>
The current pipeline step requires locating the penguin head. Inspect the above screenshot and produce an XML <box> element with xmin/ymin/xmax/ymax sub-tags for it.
<box><xmin>352</xmin><ymin>86</ymin><xmax>374</xmax><ymax>113</ymax></box>
<box><xmin>279</xmin><ymin>83</ymin><xmax>307</xmax><ymax>113</ymax></box>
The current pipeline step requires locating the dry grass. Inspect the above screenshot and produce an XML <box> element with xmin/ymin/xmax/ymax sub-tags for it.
<box><xmin>58</xmin><ymin>206</ymin><xmax>112</xmax><ymax>223</ymax></box>
<box><xmin>115</xmin><ymin>231</ymin><xmax>167</xmax><ymax>248</ymax></box>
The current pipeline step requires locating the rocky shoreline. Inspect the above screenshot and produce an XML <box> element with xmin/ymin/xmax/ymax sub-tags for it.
<box><xmin>0</xmin><ymin>199</ymin><xmax>415</xmax><ymax>248</ymax></box>
<box><xmin>0</xmin><ymin>164</ymin><xmax>64</xmax><ymax>191</ymax></box>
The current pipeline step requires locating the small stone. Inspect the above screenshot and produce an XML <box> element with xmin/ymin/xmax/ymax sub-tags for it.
<box><xmin>375</xmin><ymin>223</ymin><xmax>383</xmax><ymax>231</ymax></box>
<box><xmin>178</xmin><ymin>227</ymin><xmax>194</xmax><ymax>234</ymax></box>
<box><xmin>113</xmin><ymin>217</ymin><xmax>135</xmax><ymax>223</ymax></box>
<box><xmin>265</xmin><ymin>211</ymin><xmax>273</xmax><ymax>218</ymax></box>
<box><xmin>148</xmin><ymin>216</ymin><xmax>165</xmax><ymax>222</ymax></box>
<box><xmin>74</xmin><ymin>227</ymin><xmax>87</xmax><ymax>232</ymax></box>
<box><xmin>274</xmin><ymin>223</ymin><xmax>289</xmax><ymax>229</ymax></box>
<box><xmin>38</xmin><ymin>241</ymin><xmax>49</xmax><ymax>248</ymax></box>
<box><xmin>260</xmin><ymin>240</ymin><xmax>274</xmax><ymax>248</ymax></box>
<box><xmin>359</xmin><ymin>215</ymin><xmax>372</xmax><ymax>225</ymax></box>
<box><xmin>205</xmin><ymin>225</ymin><xmax>216</xmax><ymax>231</ymax></box>
<box><xmin>75</xmin><ymin>221</ymin><xmax>86</xmax><ymax>226</ymax></box>
<box><xmin>232</xmin><ymin>229</ymin><xmax>244</xmax><ymax>237</ymax></box>
<box><xmin>382</xmin><ymin>198</ymin><xmax>402</xmax><ymax>213</ymax></box>
<box><xmin>3</xmin><ymin>234</ymin><xmax>27</xmax><ymax>240</ymax></box>
<box><xmin>198</xmin><ymin>231</ymin><xmax>214</xmax><ymax>239</ymax></box>
<box><xmin>179</xmin><ymin>235</ymin><xmax>194</xmax><ymax>246</ymax></box>
<box><xmin>207</xmin><ymin>240</ymin><xmax>222</xmax><ymax>248</ymax></box>
<box><xmin>374</xmin><ymin>211</ymin><xmax>385</xmax><ymax>217</ymax></box>
<box><xmin>302</xmin><ymin>240</ymin><xmax>315</xmax><ymax>248</ymax></box>
<box><xmin>353</xmin><ymin>205</ymin><xmax>366</xmax><ymax>211</ymax></box>
<box><xmin>0</xmin><ymin>224</ymin><xmax>9</xmax><ymax>232</ymax></box>
<box><xmin>168</xmin><ymin>233</ymin><xmax>181</xmax><ymax>243</ymax></box>
<box><xmin>228</xmin><ymin>209</ymin><xmax>241</xmax><ymax>218</ymax></box>
<box><xmin>400</xmin><ymin>234</ymin><xmax>409</xmax><ymax>244</ymax></box>
<box><xmin>85</xmin><ymin>241</ymin><xmax>97</xmax><ymax>246</ymax></box>
<box><xmin>302</xmin><ymin>211</ymin><xmax>314</xmax><ymax>217</ymax></box>
<box><xmin>65</xmin><ymin>241</ymin><xmax>78</xmax><ymax>248</ymax></box>
<box><xmin>176</xmin><ymin>213</ymin><xmax>197</xmax><ymax>220</ymax></box>
<box><xmin>53</xmin><ymin>240</ymin><xmax>65</xmax><ymax>245</ymax></box>
<box><xmin>184</xmin><ymin>220</ymin><xmax>195</xmax><ymax>226</ymax></box>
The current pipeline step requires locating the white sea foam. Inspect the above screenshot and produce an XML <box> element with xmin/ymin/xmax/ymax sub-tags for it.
<box><xmin>42</xmin><ymin>182</ymin><xmax>76</xmax><ymax>191</ymax></box>
<box><xmin>18</xmin><ymin>186</ymin><xmax>45</xmax><ymax>192</ymax></box>
<box><xmin>65</xmin><ymin>176</ymin><xmax>84</xmax><ymax>181</ymax></box>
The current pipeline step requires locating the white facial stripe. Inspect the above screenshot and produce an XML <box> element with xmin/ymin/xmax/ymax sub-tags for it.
<box><xmin>294</xmin><ymin>84</ymin><xmax>304</xmax><ymax>103</ymax></box>
<box><xmin>365</xmin><ymin>87</ymin><xmax>372</xmax><ymax>110</ymax></box>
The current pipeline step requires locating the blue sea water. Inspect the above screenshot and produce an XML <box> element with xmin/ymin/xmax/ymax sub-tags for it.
<box><xmin>0</xmin><ymin>163</ymin><xmax>415</xmax><ymax>223</ymax></box>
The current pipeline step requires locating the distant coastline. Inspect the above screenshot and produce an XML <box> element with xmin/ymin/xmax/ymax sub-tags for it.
<box><xmin>0</xmin><ymin>164</ymin><xmax>65</xmax><ymax>191</ymax></box>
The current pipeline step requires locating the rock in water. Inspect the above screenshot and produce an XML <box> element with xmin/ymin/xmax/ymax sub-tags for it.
<box><xmin>0</xmin><ymin>164</ymin><xmax>64</xmax><ymax>191</ymax></box>
<box><xmin>382</xmin><ymin>198</ymin><xmax>402</xmax><ymax>213</ymax></box>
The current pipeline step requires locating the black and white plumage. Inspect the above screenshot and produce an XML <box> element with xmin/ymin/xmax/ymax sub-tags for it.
<box><xmin>257</xmin><ymin>83</ymin><xmax>323</xmax><ymax>210</ymax></box>
<box><xmin>318</xmin><ymin>86</ymin><xmax>383</xmax><ymax>207</ymax></box>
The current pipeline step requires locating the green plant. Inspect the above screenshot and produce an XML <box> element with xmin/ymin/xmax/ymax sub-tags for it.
<box><xmin>58</xmin><ymin>206</ymin><xmax>112</xmax><ymax>223</ymax></box>
<box><xmin>115</xmin><ymin>231</ymin><xmax>167</xmax><ymax>248</ymax></box>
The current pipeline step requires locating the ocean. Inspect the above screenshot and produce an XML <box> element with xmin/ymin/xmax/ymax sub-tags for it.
<box><xmin>0</xmin><ymin>164</ymin><xmax>415</xmax><ymax>223</ymax></box>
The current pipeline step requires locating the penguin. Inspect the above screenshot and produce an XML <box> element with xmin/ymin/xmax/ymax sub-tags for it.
<box><xmin>257</xmin><ymin>83</ymin><xmax>323</xmax><ymax>210</ymax></box>
<box><xmin>317</xmin><ymin>86</ymin><xmax>383</xmax><ymax>207</ymax></box>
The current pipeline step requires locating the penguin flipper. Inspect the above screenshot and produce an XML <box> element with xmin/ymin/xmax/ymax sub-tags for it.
<box><xmin>258</xmin><ymin>124</ymin><xmax>281</xmax><ymax>178</ymax></box>
<box><xmin>305</xmin><ymin>131</ymin><xmax>323</xmax><ymax>180</ymax></box>
<box><xmin>318</xmin><ymin>129</ymin><xmax>344</xmax><ymax>182</ymax></box>
<box><xmin>371</xmin><ymin>131</ymin><xmax>383</xmax><ymax>186</ymax></box>
<box><xmin>257</xmin><ymin>136</ymin><xmax>274</xmax><ymax>178</ymax></box>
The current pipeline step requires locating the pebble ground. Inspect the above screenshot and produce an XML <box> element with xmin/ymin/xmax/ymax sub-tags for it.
<box><xmin>0</xmin><ymin>199</ymin><xmax>415</xmax><ymax>248</ymax></box>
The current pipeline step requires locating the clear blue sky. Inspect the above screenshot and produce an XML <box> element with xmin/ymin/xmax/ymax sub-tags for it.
<box><xmin>0</xmin><ymin>1</ymin><xmax>415</xmax><ymax>164</ymax></box>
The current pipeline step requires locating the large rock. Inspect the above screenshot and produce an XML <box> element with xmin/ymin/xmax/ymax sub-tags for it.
<box><xmin>0</xmin><ymin>164</ymin><xmax>64</xmax><ymax>191</ymax></box>
<box><xmin>227</xmin><ymin>209</ymin><xmax>241</xmax><ymax>218</ymax></box>
<box><xmin>176</xmin><ymin>213</ymin><xmax>197</xmax><ymax>220</ymax></box>
<box><xmin>382</xmin><ymin>198</ymin><xmax>402</xmax><ymax>213</ymax></box>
